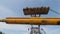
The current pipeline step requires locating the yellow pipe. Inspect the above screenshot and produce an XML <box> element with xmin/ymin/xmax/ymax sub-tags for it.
<box><xmin>0</xmin><ymin>17</ymin><xmax>60</xmax><ymax>25</ymax></box>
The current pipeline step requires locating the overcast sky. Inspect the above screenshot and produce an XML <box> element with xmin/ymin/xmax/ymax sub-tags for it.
<box><xmin>0</xmin><ymin>0</ymin><xmax>60</xmax><ymax>34</ymax></box>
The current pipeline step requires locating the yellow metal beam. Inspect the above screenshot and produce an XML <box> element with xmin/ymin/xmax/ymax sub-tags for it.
<box><xmin>0</xmin><ymin>17</ymin><xmax>60</xmax><ymax>25</ymax></box>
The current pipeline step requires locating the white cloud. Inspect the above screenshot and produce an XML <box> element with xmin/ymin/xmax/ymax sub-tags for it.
<box><xmin>0</xmin><ymin>22</ymin><xmax>28</xmax><ymax>31</ymax></box>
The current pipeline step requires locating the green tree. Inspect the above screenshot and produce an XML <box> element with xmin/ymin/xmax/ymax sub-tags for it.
<box><xmin>0</xmin><ymin>32</ymin><xmax>2</xmax><ymax>34</ymax></box>
<box><xmin>0</xmin><ymin>31</ymin><xmax>5</xmax><ymax>34</ymax></box>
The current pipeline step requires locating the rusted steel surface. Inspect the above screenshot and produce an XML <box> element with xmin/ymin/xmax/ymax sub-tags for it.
<box><xmin>23</xmin><ymin>7</ymin><xmax>50</xmax><ymax>15</ymax></box>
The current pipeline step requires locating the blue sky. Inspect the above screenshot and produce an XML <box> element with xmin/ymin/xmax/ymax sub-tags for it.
<box><xmin>0</xmin><ymin>0</ymin><xmax>60</xmax><ymax>34</ymax></box>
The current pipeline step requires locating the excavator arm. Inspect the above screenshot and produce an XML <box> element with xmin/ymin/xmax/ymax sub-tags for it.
<box><xmin>0</xmin><ymin>17</ymin><xmax>60</xmax><ymax>25</ymax></box>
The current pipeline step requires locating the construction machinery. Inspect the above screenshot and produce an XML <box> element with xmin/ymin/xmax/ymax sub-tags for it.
<box><xmin>0</xmin><ymin>17</ymin><xmax>60</xmax><ymax>25</ymax></box>
<box><xmin>0</xmin><ymin>7</ymin><xmax>60</xmax><ymax>34</ymax></box>
<box><xmin>0</xmin><ymin>7</ymin><xmax>59</xmax><ymax>25</ymax></box>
